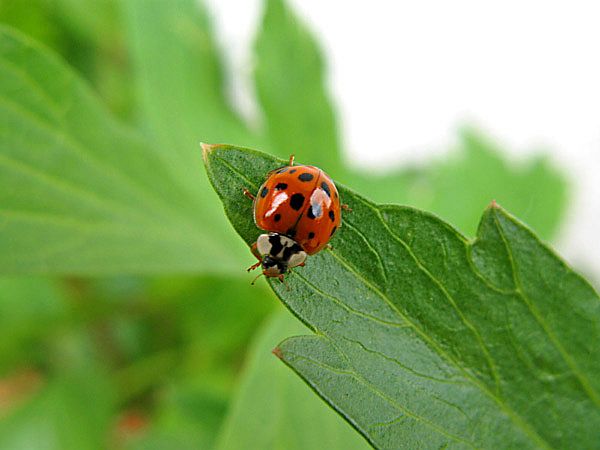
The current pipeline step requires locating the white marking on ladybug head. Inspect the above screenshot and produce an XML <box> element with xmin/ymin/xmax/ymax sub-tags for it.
<box><xmin>256</xmin><ymin>233</ymin><xmax>274</xmax><ymax>257</ymax></box>
<box><xmin>287</xmin><ymin>249</ymin><xmax>306</xmax><ymax>269</ymax></box>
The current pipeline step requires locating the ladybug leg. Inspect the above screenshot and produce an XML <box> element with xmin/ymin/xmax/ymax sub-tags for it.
<box><xmin>341</xmin><ymin>204</ymin><xmax>352</xmax><ymax>212</ymax></box>
<box><xmin>247</xmin><ymin>243</ymin><xmax>262</xmax><ymax>272</ymax></box>
<box><xmin>278</xmin><ymin>274</ymin><xmax>290</xmax><ymax>290</ymax></box>
<box><xmin>250</xmin><ymin>243</ymin><xmax>261</xmax><ymax>260</ymax></box>
<box><xmin>247</xmin><ymin>261</ymin><xmax>261</xmax><ymax>272</ymax></box>
<box><xmin>289</xmin><ymin>154</ymin><xmax>295</xmax><ymax>166</ymax></box>
<box><xmin>243</xmin><ymin>188</ymin><xmax>255</xmax><ymax>201</ymax></box>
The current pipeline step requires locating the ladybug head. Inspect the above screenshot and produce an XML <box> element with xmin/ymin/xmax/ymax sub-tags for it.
<box><xmin>261</xmin><ymin>255</ymin><xmax>288</xmax><ymax>277</ymax></box>
<box><xmin>252</xmin><ymin>233</ymin><xmax>307</xmax><ymax>284</ymax></box>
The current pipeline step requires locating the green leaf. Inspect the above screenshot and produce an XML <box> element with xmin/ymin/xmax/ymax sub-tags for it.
<box><xmin>216</xmin><ymin>309</ymin><xmax>369</xmax><ymax>450</ymax></box>
<box><xmin>0</xmin><ymin>26</ymin><xmax>246</xmax><ymax>274</ymax></box>
<box><xmin>123</xmin><ymin>0</ymin><xmax>263</xmax><ymax>194</ymax></box>
<box><xmin>254</xmin><ymin>0</ymin><xmax>343</xmax><ymax>174</ymax></box>
<box><xmin>204</xmin><ymin>144</ymin><xmax>600</xmax><ymax>449</ymax></box>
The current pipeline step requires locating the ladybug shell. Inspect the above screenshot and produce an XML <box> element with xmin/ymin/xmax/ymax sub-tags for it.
<box><xmin>254</xmin><ymin>165</ymin><xmax>341</xmax><ymax>255</ymax></box>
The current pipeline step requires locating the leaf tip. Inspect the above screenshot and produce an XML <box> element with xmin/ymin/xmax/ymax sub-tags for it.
<box><xmin>272</xmin><ymin>346</ymin><xmax>284</xmax><ymax>360</ymax></box>
<box><xmin>489</xmin><ymin>199</ymin><xmax>501</xmax><ymax>209</ymax></box>
<box><xmin>200</xmin><ymin>142</ymin><xmax>218</xmax><ymax>163</ymax></box>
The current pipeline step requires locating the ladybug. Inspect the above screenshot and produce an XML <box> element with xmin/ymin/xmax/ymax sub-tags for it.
<box><xmin>244</xmin><ymin>155</ymin><xmax>346</xmax><ymax>282</ymax></box>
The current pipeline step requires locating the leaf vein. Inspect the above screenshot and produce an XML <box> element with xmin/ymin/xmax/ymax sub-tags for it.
<box><xmin>492</xmin><ymin>210</ymin><xmax>600</xmax><ymax>408</ymax></box>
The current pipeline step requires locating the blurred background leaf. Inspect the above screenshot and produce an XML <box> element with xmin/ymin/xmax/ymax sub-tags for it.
<box><xmin>254</xmin><ymin>0</ymin><xmax>343</xmax><ymax>175</ymax></box>
<box><xmin>0</xmin><ymin>0</ymin><xmax>133</xmax><ymax>121</ymax></box>
<box><xmin>0</xmin><ymin>278</ymin><xmax>66</xmax><ymax>373</ymax></box>
<box><xmin>0</xmin><ymin>26</ymin><xmax>247</xmax><ymax>274</ymax></box>
<box><xmin>0</xmin><ymin>370</ymin><xmax>114</xmax><ymax>450</ymax></box>
<box><xmin>123</xmin><ymin>0</ymin><xmax>264</xmax><ymax>193</ymax></box>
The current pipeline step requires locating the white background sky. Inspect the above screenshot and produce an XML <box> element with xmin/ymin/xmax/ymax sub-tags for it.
<box><xmin>206</xmin><ymin>0</ymin><xmax>600</xmax><ymax>279</ymax></box>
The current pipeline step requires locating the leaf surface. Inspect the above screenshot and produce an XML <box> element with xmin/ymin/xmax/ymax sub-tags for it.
<box><xmin>205</xmin><ymin>144</ymin><xmax>600</xmax><ymax>449</ymax></box>
<box><xmin>216</xmin><ymin>309</ymin><xmax>369</xmax><ymax>450</ymax></box>
<box><xmin>0</xmin><ymin>26</ymin><xmax>246</xmax><ymax>274</ymax></box>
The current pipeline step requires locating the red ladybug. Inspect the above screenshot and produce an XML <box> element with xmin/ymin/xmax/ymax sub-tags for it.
<box><xmin>244</xmin><ymin>155</ymin><xmax>345</xmax><ymax>282</ymax></box>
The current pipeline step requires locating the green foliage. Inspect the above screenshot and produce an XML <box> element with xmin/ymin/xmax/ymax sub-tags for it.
<box><xmin>0</xmin><ymin>278</ymin><xmax>66</xmax><ymax>373</ymax></box>
<box><xmin>205</xmin><ymin>144</ymin><xmax>600</xmax><ymax>449</ymax></box>
<box><xmin>255</xmin><ymin>0</ymin><xmax>342</xmax><ymax>174</ymax></box>
<box><xmin>0</xmin><ymin>0</ymin><xmax>577</xmax><ymax>447</ymax></box>
<box><xmin>0</xmin><ymin>0</ymin><xmax>133</xmax><ymax>121</ymax></box>
<box><xmin>122</xmin><ymin>0</ymin><xmax>263</xmax><ymax>183</ymax></box>
<box><xmin>216</xmin><ymin>310</ymin><xmax>369</xmax><ymax>450</ymax></box>
<box><xmin>0</xmin><ymin>370</ymin><xmax>114</xmax><ymax>450</ymax></box>
<box><xmin>0</xmin><ymin>26</ymin><xmax>246</xmax><ymax>274</ymax></box>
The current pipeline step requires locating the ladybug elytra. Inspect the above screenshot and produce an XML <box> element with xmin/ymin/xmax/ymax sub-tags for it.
<box><xmin>244</xmin><ymin>155</ymin><xmax>344</xmax><ymax>282</ymax></box>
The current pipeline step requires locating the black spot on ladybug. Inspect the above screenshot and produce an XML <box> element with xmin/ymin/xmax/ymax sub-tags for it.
<box><xmin>308</xmin><ymin>232</ymin><xmax>315</xmax><ymax>239</ymax></box>
<box><xmin>307</xmin><ymin>203</ymin><xmax>322</xmax><ymax>219</ymax></box>
<box><xmin>274</xmin><ymin>213</ymin><xmax>281</xmax><ymax>222</ymax></box>
<box><xmin>321</xmin><ymin>182</ymin><xmax>331</xmax><ymax>197</ymax></box>
<box><xmin>290</xmin><ymin>193</ymin><xmax>305</xmax><ymax>210</ymax></box>
<box><xmin>275</xmin><ymin>183</ymin><xmax>288</xmax><ymax>190</ymax></box>
<box><xmin>260</xmin><ymin>187</ymin><xmax>268</xmax><ymax>198</ymax></box>
<box><xmin>329</xmin><ymin>210</ymin><xmax>335</xmax><ymax>221</ymax></box>
<box><xmin>298</xmin><ymin>173</ymin><xmax>314</xmax><ymax>182</ymax></box>
<box><xmin>290</xmin><ymin>169</ymin><xmax>297</xmax><ymax>174</ymax></box>
<box><xmin>330</xmin><ymin>226</ymin><xmax>337</xmax><ymax>237</ymax></box>
<box><xmin>276</xmin><ymin>167</ymin><xmax>288</xmax><ymax>174</ymax></box>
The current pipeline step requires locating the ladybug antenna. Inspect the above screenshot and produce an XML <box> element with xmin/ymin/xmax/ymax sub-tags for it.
<box><xmin>251</xmin><ymin>272</ymin><xmax>264</xmax><ymax>285</ymax></box>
